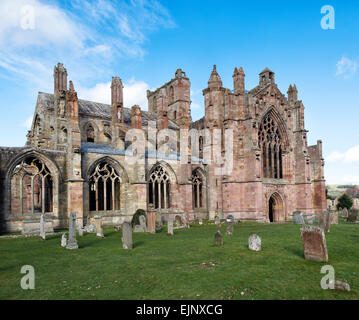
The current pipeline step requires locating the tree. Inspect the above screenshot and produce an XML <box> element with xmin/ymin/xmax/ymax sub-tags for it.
<box><xmin>336</xmin><ymin>193</ymin><xmax>353</xmax><ymax>210</ymax></box>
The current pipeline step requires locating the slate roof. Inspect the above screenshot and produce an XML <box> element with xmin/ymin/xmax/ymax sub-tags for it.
<box><xmin>37</xmin><ymin>92</ymin><xmax>179</xmax><ymax>130</ymax></box>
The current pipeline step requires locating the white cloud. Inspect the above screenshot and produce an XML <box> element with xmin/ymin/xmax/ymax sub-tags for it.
<box><xmin>23</xmin><ymin>116</ymin><xmax>33</xmax><ymax>129</ymax></box>
<box><xmin>77</xmin><ymin>79</ymin><xmax>150</xmax><ymax>110</ymax></box>
<box><xmin>336</xmin><ymin>56</ymin><xmax>358</xmax><ymax>79</ymax></box>
<box><xmin>326</xmin><ymin>145</ymin><xmax>359</xmax><ymax>163</ymax></box>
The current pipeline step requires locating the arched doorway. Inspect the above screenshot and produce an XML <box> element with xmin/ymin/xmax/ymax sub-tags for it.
<box><xmin>268</xmin><ymin>193</ymin><xmax>284</xmax><ymax>222</ymax></box>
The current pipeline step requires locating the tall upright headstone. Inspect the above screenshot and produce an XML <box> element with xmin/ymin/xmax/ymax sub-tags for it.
<box><xmin>167</xmin><ymin>219</ymin><xmax>174</xmax><ymax>236</ymax></box>
<box><xmin>318</xmin><ymin>211</ymin><xmax>330</xmax><ymax>232</ymax></box>
<box><xmin>300</xmin><ymin>226</ymin><xmax>328</xmax><ymax>262</ymax></box>
<box><xmin>214</xmin><ymin>230</ymin><xmax>223</xmax><ymax>246</ymax></box>
<box><xmin>147</xmin><ymin>204</ymin><xmax>156</xmax><ymax>234</ymax></box>
<box><xmin>134</xmin><ymin>215</ymin><xmax>147</xmax><ymax>232</ymax></box>
<box><xmin>66</xmin><ymin>212</ymin><xmax>79</xmax><ymax>250</ymax></box>
<box><xmin>40</xmin><ymin>213</ymin><xmax>46</xmax><ymax>240</ymax></box>
<box><xmin>94</xmin><ymin>215</ymin><xmax>104</xmax><ymax>238</ymax></box>
<box><xmin>122</xmin><ymin>222</ymin><xmax>133</xmax><ymax>250</ymax></box>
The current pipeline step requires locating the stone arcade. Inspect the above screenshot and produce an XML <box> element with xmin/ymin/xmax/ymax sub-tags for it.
<box><xmin>0</xmin><ymin>63</ymin><xmax>326</xmax><ymax>232</ymax></box>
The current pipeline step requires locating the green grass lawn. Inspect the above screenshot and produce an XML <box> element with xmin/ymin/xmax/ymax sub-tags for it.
<box><xmin>0</xmin><ymin>220</ymin><xmax>358</xmax><ymax>300</ymax></box>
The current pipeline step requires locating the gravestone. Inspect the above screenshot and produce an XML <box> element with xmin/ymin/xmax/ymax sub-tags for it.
<box><xmin>300</xmin><ymin>226</ymin><xmax>328</xmax><ymax>262</ymax></box>
<box><xmin>342</xmin><ymin>208</ymin><xmax>349</xmax><ymax>220</ymax></box>
<box><xmin>167</xmin><ymin>219</ymin><xmax>174</xmax><ymax>236</ymax></box>
<box><xmin>318</xmin><ymin>211</ymin><xmax>330</xmax><ymax>232</ymax></box>
<box><xmin>66</xmin><ymin>212</ymin><xmax>79</xmax><ymax>250</ymax></box>
<box><xmin>84</xmin><ymin>223</ymin><xmax>96</xmax><ymax>233</ymax></box>
<box><xmin>348</xmin><ymin>209</ymin><xmax>358</xmax><ymax>223</ymax></box>
<box><xmin>134</xmin><ymin>215</ymin><xmax>147</xmax><ymax>233</ymax></box>
<box><xmin>78</xmin><ymin>227</ymin><xmax>84</xmax><ymax>237</ymax></box>
<box><xmin>61</xmin><ymin>233</ymin><xmax>67</xmax><ymax>247</ymax></box>
<box><xmin>226</xmin><ymin>215</ymin><xmax>235</xmax><ymax>224</ymax></box>
<box><xmin>147</xmin><ymin>205</ymin><xmax>156</xmax><ymax>234</ymax></box>
<box><xmin>330</xmin><ymin>212</ymin><xmax>338</xmax><ymax>225</ymax></box>
<box><xmin>175</xmin><ymin>215</ymin><xmax>182</xmax><ymax>228</ymax></box>
<box><xmin>199</xmin><ymin>218</ymin><xmax>203</xmax><ymax>225</ymax></box>
<box><xmin>94</xmin><ymin>215</ymin><xmax>104</xmax><ymax>238</ymax></box>
<box><xmin>303</xmin><ymin>214</ymin><xmax>314</xmax><ymax>224</ymax></box>
<box><xmin>226</xmin><ymin>224</ymin><xmax>233</xmax><ymax>235</ymax></box>
<box><xmin>329</xmin><ymin>280</ymin><xmax>351</xmax><ymax>291</ymax></box>
<box><xmin>248</xmin><ymin>234</ymin><xmax>261</xmax><ymax>251</ymax></box>
<box><xmin>215</xmin><ymin>216</ymin><xmax>221</xmax><ymax>226</ymax></box>
<box><xmin>292</xmin><ymin>211</ymin><xmax>305</xmax><ymax>224</ymax></box>
<box><xmin>156</xmin><ymin>208</ymin><xmax>162</xmax><ymax>226</ymax></box>
<box><xmin>122</xmin><ymin>222</ymin><xmax>133</xmax><ymax>250</ymax></box>
<box><xmin>214</xmin><ymin>230</ymin><xmax>223</xmax><ymax>246</ymax></box>
<box><xmin>40</xmin><ymin>213</ymin><xmax>46</xmax><ymax>240</ymax></box>
<box><xmin>114</xmin><ymin>225</ymin><xmax>122</xmax><ymax>232</ymax></box>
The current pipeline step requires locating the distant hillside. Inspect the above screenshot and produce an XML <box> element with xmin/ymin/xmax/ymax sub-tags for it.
<box><xmin>326</xmin><ymin>184</ymin><xmax>358</xmax><ymax>199</ymax></box>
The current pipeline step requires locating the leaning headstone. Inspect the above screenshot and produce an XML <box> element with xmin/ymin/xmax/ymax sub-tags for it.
<box><xmin>134</xmin><ymin>215</ymin><xmax>147</xmax><ymax>232</ymax></box>
<box><xmin>318</xmin><ymin>211</ymin><xmax>330</xmax><ymax>232</ymax></box>
<box><xmin>300</xmin><ymin>226</ymin><xmax>328</xmax><ymax>262</ymax></box>
<box><xmin>94</xmin><ymin>215</ymin><xmax>104</xmax><ymax>238</ymax></box>
<box><xmin>66</xmin><ymin>212</ymin><xmax>79</xmax><ymax>250</ymax></box>
<box><xmin>248</xmin><ymin>234</ymin><xmax>262</xmax><ymax>251</ymax></box>
<box><xmin>61</xmin><ymin>233</ymin><xmax>67</xmax><ymax>247</ymax></box>
<box><xmin>40</xmin><ymin>213</ymin><xmax>46</xmax><ymax>240</ymax></box>
<box><xmin>167</xmin><ymin>219</ymin><xmax>174</xmax><ymax>236</ymax></box>
<box><xmin>292</xmin><ymin>211</ymin><xmax>305</xmax><ymax>224</ymax></box>
<box><xmin>122</xmin><ymin>222</ymin><xmax>133</xmax><ymax>250</ymax></box>
<box><xmin>348</xmin><ymin>209</ymin><xmax>358</xmax><ymax>223</ymax></box>
<box><xmin>226</xmin><ymin>224</ymin><xmax>233</xmax><ymax>235</ymax></box>
<box><xmin>214</xmin><ymin>230</ymin><xmax>223</xmax><ymax>246</ymax></box>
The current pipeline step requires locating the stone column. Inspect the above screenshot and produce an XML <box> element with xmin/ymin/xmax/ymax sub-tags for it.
<box><xmin>66</xmin><ymin>212</ymin><xmax>79</xmax><ymax>249</ymax></box>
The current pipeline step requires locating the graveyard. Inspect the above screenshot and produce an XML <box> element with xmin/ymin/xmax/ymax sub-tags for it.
<box><xmin>0</xmin><ymin>217</ymin><xmax>358</xmax><ymax>300</ymax></box>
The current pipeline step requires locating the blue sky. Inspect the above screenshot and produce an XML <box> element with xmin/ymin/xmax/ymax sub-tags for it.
<box><xmin>0</xmin><ymin>0</ymin><xmax>358</xmax><ymax>184</ymax></box>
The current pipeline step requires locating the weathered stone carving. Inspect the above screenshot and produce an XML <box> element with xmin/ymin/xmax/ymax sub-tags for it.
<box><xmin>300</xmin><ymin>226</ymin><xmax>328</xmax><ymax>262</ymax></box>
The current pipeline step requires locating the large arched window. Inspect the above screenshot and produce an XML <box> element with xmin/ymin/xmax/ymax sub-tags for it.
<box><xmin>10</xmin><ymin>156</ymin><xmax>53</xmax><ymax>214</ymax></box>
<box><xmin>192</xmin><ymin>170</ymin><xmax>204</xmax><ymax>209</ymax></box>
<box><xmin>148</xmin><ymin>166</ymin><xmax>170</xmax><ymax>209</ymax></box>
<box><xmin>258</xmin><ymin>113</ymin><xmax>283</xmax><ymax>179</ymax></box>
<box><xmin>89</xmin><ymin>162</ymin><xmax>121</xmax><ymax>212</ymax></box>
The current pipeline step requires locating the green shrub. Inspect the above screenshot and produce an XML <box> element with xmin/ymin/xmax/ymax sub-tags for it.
<box><xmin>131</xmin><ymin>209</ymin><xmax>146</xmax><ymax>226</ymax></box>
<box><xmin>336</xmin><ymin>193</ymin><xmax>353</xmax><ymax>210</ymax></box>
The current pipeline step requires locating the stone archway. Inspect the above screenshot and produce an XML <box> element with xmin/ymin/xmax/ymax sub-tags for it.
<box><xmin>268</xmin><ymin>193</ymin><xmax>284</xmax><ymax>222</ymax></box>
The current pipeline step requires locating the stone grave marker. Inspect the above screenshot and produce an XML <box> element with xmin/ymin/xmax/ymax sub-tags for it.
<box><xmin>199</xmin><ymin>218</ymin><xmax>203</xmax><ymax>225</ymax></box>
<box><xmin>78</xmin><ymin>227</ymin><xmax>84</xmax><ymax>236</ymax></box>
<box><xmin>66</xmin><ymin>212</ymin><xmax>79</xmax><ymax>250</ymax></box>
<box><xmin>226</xmin><ymin>224</ymin><xmax>233</xmax><ymax>235</ymax></box>
<box><xmin>330</xmin><ymin>212</ymin><xmax>338</xmax><ymax>225</ymax></box>
<box><xmin>248</xmin><ymin>234</ymin><xmax>261</xmax><ymax>251</ymax></box>
<box><xmin>122</xmin><ymin>222</ymin><xmax>133</xmax><ymax>250</ymax></box>
<box><xmin>214</xmin><ymin>230</ymin><xmax>223</xmax><ymax>246</ymax></box>
<box><xmin>348</xmin><ymin>209</ymin><xmax>358</xmax><ymax>223</ymax></box>
<box><xmin>342</xmin><ymin>208</ymin><xmax>349</xmax><ymax>220</ymax></box>
<box><xmin>303</xmin><ymin>214</ymin><xmax>314</xmax><ymax>224</ymax></box>
<box><xmin>300</xmin><ymin>226</ymin><xmax>328</xmax><ymax>262</ymax></box>
<box><xmin>147</xmin><ymin>206</ymin><xmax>156</xmax><ymax>234</ymax></box>
<box><xmin>318</xmin><ymin>211</ymin><xmax>330</xmax><ymax>232</ymax></box>
<box><xmin>134</xmin><ymin>215</ymin><xmax>147</xmax><ymax>233</ymax></box>
<box><xmin>215</xmin><ymin>216</ymin><xmax>221</xmax><ymax>226</ymax></box>
<box><xmin>292</xmin><ymin>211</ymin><xmax>305</xmax><ymax>224</ymax></box>
<box><xmin>94</xmin><ymin>215</ymin><xmax>104</xmax><ymax>238</ymax></box>
<box><xmin>61</xmin><ymin>233</ymin><xmax>67</xmax><ymax>247</ymax></box>
<box><xmin>175</xmin><ymin>215</ymin><xmax>183</xmax><ymax>228</ymax></box>
<box><xmin>226</xmin><ymin>215</ymin><xmax>235</xmax><ymax>224</ymax></box>
<box><xmin>167</xmin><ymin>219</ymin><xmax>174</xmax><ymax>236</ymax></box>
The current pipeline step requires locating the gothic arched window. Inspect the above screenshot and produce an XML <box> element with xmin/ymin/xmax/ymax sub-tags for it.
<box><xmin>258</xmin><ymin>113</ymin><xmax>283</xmax><ymax>179</ymax></box>
<box><xmin>10</xmin><ymin>156</ymin><xmax>53</xmax><ymax>214</ymax></box>
<box><xmin>89</xmin><ymin>161</ymin><xmax>121</xmax><ymax>212</ymax></box>
<box><xmin>148</xmin><ymin>166</ymin><xmax>170</xmax><ymax>209</ymax></box>
<box><xmin>192</xmin><ymin>170</ymin><xmax>203</xmax><ymax>209</ymax></box>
